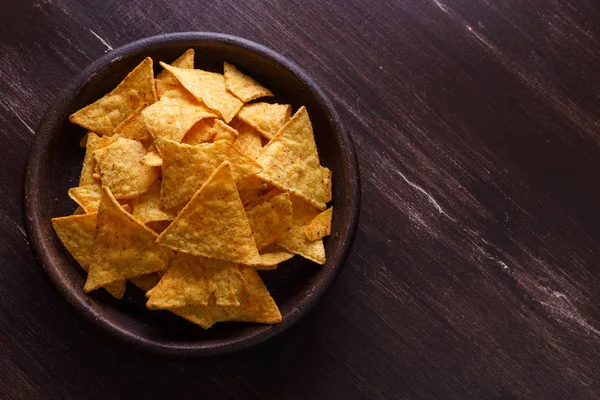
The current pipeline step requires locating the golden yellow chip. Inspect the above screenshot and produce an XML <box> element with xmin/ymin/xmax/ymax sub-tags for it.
<box><xmin>113</xmin><ymin>103</ymin><xmax>153</xmax><ymax>141</ymax></box>
<box><xmin>140</xmin><ymin>149</ymin><xmax>163</xmax><ymax>167</ymax></box>
<box><xmin>79</xmin><ymin>133</ymin><xmax>118</xmax><ymax>187</ymax></box>
<box><xmin>69</xmin><ymin>57</ymin><xmax>157</xmax><ymax>136</ymax></box>
<box><xmin>257</xmin><ymin>245</ymin><xmax>295</xmax><ymax>270</ymax></box>
<box><xmin>246</xmin><ymin>192</ymin><xmax>293</xmax><ymax>250</ymax></box>
<box><xmin>155</xmin><ymin>49</ymin><xmax>195</xmax><ymax>98</ymax></box>
<box><xmin>158</xmin><ymin>138</ymin><xmax>262</xmax><ymax>211</ymax></box>
<box><xmin>236</xmin><ymin>175</ymin><xmax>269</xmax><ymax>205</ymax></box>
<box><xmin>260</xmin><ymin>250</ymin><xmax>294</xmax><ymax>266</ymax></box>
<box><xmin>223</xmin><ymin>62</ymin><xmax>274</xmax><ymax>102</ymax></box>
<box><xmin>237</xmin><ymin>102</ymin><xmax>291</xmax><ymax>139</ymax></box>
<box><xmin>130</xmin><ymin>273</ymin><xmax>161</xmax><ymax>292</ymax></box>
<box><xmin>142</xmin><ymin>88</ymin><xmax>216</xmax><ymax>142</ymax></box>
<box><xmin>171</xmin><ymin>267</ymin><xmax>281</xmax><ymax>329</ymax></box>
<box><xmin>232</xmin><ymin>121</ymin><xmax>262</xmax><ymax>158</ymax></box>
<box><xmin>305</xmin><ymin>207</ymin><xmax>333</xmax><ymax>241</ymax></box>
<box><xmin>93</xmin><ymin>137</ymin><xmax>159</xmax><ymax>199</ymax></box>
<box><xmin>68</xmin><ymin>186</ymin><xmax>102</xmax><ymax>213</ymax></box>
<box><xmin>131</xmin><ymin>179</ymin><xmax>176</xmax><ymax>224</ymax></box>
<box><xmin>210</xmin><ymin>119</ymin><xmax>239</xmax><ymax>143</ymax></box>
<box><xmin>160</xmin><ymin>63</ymin><xmax>243</xmax><ymax>123</ymax></box>
<box><xmin>51</xmin><ymin>213</ymin><xmax>126</xmax><ymax>299</ymax></box>
<box><xmin>256</xmin><ymin>106</ymin><xmax>331</xmax><ymax>210</ymax></box>
<box><xmin>146</xmin><ymin>254</ymin><xmax>243</xmax><ymax>309</ymax></box>
<box><xmin>277</xmin><ymin>194</ymin><xmax>326</xmax><ymax>265</ymax></box>
<box><xmin>182</xmin><ymin>120</ymin><xmax>215</xmax><ymax>145</ymax></box>
<box><xmin>84</xmin><ymin>187</ymin><xmax>173</xmax><ymax>292</ymax></box>
<box><xmin>73</xmin><ymin>207</ymin><xmax>85</xmax><ymax>215</ymax></box>
<box><xmin>156</xmin><ymin>162</ymin><xmax>262</xmax><ymax>266</ymax></box>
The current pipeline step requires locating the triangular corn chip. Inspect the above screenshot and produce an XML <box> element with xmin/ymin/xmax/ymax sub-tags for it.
<box><xmin>130</xmin><ymin>273</ymin><xmax>161</xmax><ymax>292</ymax></box>
<box><xmin>183</xmin><ymin>120</ymin><xmax>215</xmax><ymax>145</ymax></box>
<box><xmin>69</xmin><ymin>57</ymin><xmax>157</xmax><ymax>135</ymax></box>
<box><xmin>305</xmin><ymin>207</ymin><xmax>333</xmax><ymax>241</ymax></box>
<box><xmin>160</xmin><ymin>63</ymin><xmax>243</xmax><ymax>123</ymax></box>
<box><xmin>156</xmin><ymin>162</ymin><xmax>262</xmax><ymax>265</ymax></box>
<box><xmin>93</xmin><ymin>137</ymin><xmax>159</xmax><ymax>199</ymax></box>
<box><xmin>146</xmin><ymin>254</ymin><xmax>243</xmax><ymax>309</ymax></box>
<box><xmin>113</xmin><ymin>103</ymin><xmax>153</xmax><ymax>141</ymax></box>
<box><xmin>277</xmin><ymin>194</ymin><xmax>326</xmax><ymax>265</ymax></box>
<box><xmin>236</xmin><ymin>175</ymin><xmax>269</xmax><ymax>205</ymax></box>
<box><xmin>84</xmin><ymin>187</ymin><xmax>173</xmax><ymax>291</ymax></box>
<box><xmin>79</xmin><ymin>133</ymin><xmax>118</xmax><ymax>187</ymax></box>
<box><xmin>223</xmin><ymin>62</ymin><xmax>274</xmax><ymax>102</ymax></box>
<box><xmin>246</xmin><ymin>192</ymin><xmax>293</xmax><ymax>250</ymax></box>
<box><xmin>256</xmin><ymin>106</ymin><xmax>331</xmax><ymax>210</ymax></box>
<box><xmin>140</xmin><ymin>149</ymin><xmax>163</xmax><ymax>167</ymax></box>
<box><xmin>51</xmin><ymin>213</ymin><xmax>126</xmax><ymax>299</ymax></box>
<box><xmin>258</xmin><ymin>246</ymin><xmax>295</xmax><ymax>270</ymax></box>
<box><xmin>156</xmin><ymin>49</ymin><xmax>195</xmax><ymax>97</ymax></box>
<box><xmin>68</xmin><ymin>186</ymin><xmax>102</xmax><ymax>213</ymax></box>
<box><xmin>171</xmin><ymin>267</ymin><xmax>281</xmax><ymax>329</ymax></box>
<box><xmin>210</xmin><ymin>119</ymin><xmax>239</xmax><ymax>143</ymax></box>
<box><xmin>237</xmin><ymin>102</ymin><xmax>291</xmax><ymax>139</ymax></box>
<box><xmin>158</xmin><ymin>138</ymin><xmax>262</xmax><ymax>210</ymax></box>
<box><xmin>232</xmin><ymin>120</ymin><xmax>262</xmax><ymax>158</ymax></box>
<box><xmin>73</xmin><ymin>207</ymin><xmax>85</xmax><ymax>215</ymax></box>
<box><xmin>142</xmin><ymin>88</ymin><xmax>216</xmax><ymax>142</ymax></box>
<box><xmin>131</xmin><ymin>179</ymin><xmax>176</xmax><ymax>224</ymax></box>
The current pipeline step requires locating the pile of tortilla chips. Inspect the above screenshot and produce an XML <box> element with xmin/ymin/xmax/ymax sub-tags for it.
<box><xmin>51</xmin><ymin>50</ymin><xmax>333</xmax><ymax>329</ymax></box>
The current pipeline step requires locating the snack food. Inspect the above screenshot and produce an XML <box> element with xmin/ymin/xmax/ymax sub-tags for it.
<box><xmin>52</xmin><ymin>52</ymin><xmax>333</xmax><ymax>329</ymax></box>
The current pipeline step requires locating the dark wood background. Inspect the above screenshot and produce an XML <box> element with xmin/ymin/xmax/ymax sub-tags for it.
<box><xmin>2</xmin><ymin>0</ymin><xmax>600</xmax><ymax>398</ymax></box>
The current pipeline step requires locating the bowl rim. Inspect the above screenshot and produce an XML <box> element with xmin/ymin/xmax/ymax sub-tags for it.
<box><xmin>22</xmin><ymin>32</ymin><xmax>360</xmax><ymax>357</ymax></box>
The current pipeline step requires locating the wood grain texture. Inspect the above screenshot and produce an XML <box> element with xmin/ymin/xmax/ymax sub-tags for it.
<box><xmin>2</xmin><ymin>0</ymin><xmax>600</xmax><ymax>398</ymax></box>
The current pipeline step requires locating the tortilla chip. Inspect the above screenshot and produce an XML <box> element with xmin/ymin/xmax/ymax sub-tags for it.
<box><xmin>69</xmin><ymin>57</ymin><xmax>157</xmax><ymax>135</ymax></box>
<box><xmin>79</xmin><ymin>133</ymin><xmax>89</xmax><ymax>147</ymax></box>
<box><xmin>131</xmin><ymin>179</ymin><xmax>176</xmax><ymax>224</ymax></box>
<box><xmin>259</xmin><ymin>247</ymin><xmax>294</xmax><ymax>269</ymax></box>
<box><xmin>182</xmin><ymin>120</ymin><xmax>215</xmax><ymax>145</ymax></box>
<box><xmin>210</xmin><ymin>119</ymin><xmax>239</xmax><ymax>143</ymax></box>
<box><xmin>93</xmin><ymin>137</ymin><xmax>159</xmax><ymax>199</ymax></box>
<box><xmin>130</xmin><ymin>273</ymin><xmax>161</xmax><ymax>292</ymax></box>
<box><xmin>277</xmin><ymin>194</ymin><xmax>326</xmax><ymax>265</ymax></box>
<box><xmin>51</xmin><ymin>213</ymin><xmax>126</xmax><ymax>299</ymax></box>
<box><xmin>147</xmin><ymin>254</ymin><xmax>243</xmax><ymax>309</ymax></box>
<box><xmin>246</xmin><ymin>192</ymin><xmax>293</xmax><ymax>250</ymax></box>
<box><xmin>73</xmin><ymin>207</ymin><xmax>85</xmax><ymax>215</ymax></box>
<box><xmin>113</xmin><ymin>103</ymin><xmax>153</xmax><ymax>141</ymax></box>
<box><xmin>305</xmin><ymin>207</ymin><xmax>333</xmax><ymax>241</ymax></box>
<box><xmin>160</xmin><ymin>63</ymin><xmax>243</xmax><ymax>123</ymax></box>
<box><xmin>237</xmin><ymin>102</ymin><xmax>291</xmax><ymax>140</ymax></box>
<box><xmin>236</xmin><ymin>175</ymin><xmax>269</xmax><ymax>205</ymax></box>
<box><xmin>79</xmin><ymin>133</ymin><xmax>119</xmax><ymax>187</ymax></box>
<box><xmin>256</xmin><ymin>106</ymin><xmax>331</xmax><ymax>210</ymax></box>
<box><xmin>84</xmin><ymin>187</ymin><xmax>173</xmax><ymax>291</ymax></box>
<box><xmin>142</xmin><ymin>88</ymin><xmax>216</xmax><ymax>142</ymax></box>
<box><xmin>171</xmin><ymin>267</ymin><xmax>281</xmax><ymax>328</ymax></box>
<box><xmin>156</xmin><ymin>162</ymin><xmax>262</xmax><ymax>265</ymax></box>
<box><xmin>68</xmin><ymin>186</ymin><xmax>102</xmax><ymax>213</ymax></box>
<box><xmin>146</xmin><ymin>220</ymin><xmax>171</xmax><ymax>234</ymax></box>
<box><xmin>155</xmin><ymin>49</ymin><xmax>195</xmax><ymax>98</ymax></box>
<box><xmin>140</xmin><ymin>149</ymin><xmax>163</xmax><ymax>167</ymax></box>
<box><xmin>158</xmin><ymin>139</ymin><xmax>262</xmax><ymax>211</ymax></box>
<box><xmin>223</xmin><ymin>62</ymin><xmax>274</xmax><ymax>102</ymax></box>
<box><xmin>232</xmin><ymin>121</ymin><xmax>262</xmax><ymax>158</ymax></box>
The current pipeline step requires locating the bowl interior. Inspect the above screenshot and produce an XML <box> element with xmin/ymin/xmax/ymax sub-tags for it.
<box><xmin>25</xmin><ymin>33</ymin><xmax>359</xmax><ymax>355</ymax></box>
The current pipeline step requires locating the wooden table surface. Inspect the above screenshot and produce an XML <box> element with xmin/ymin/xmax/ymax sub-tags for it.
<box><xmin>2</xmin><ymin>0</ymin><xmax>600</xmax><ymax>398</ymax></box>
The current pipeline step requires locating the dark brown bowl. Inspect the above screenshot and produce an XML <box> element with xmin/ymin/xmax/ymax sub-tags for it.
<box><xmin>23</xmin><ymin>32</ymin><xmax>360</xmax><ymax>357</ymax></box>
